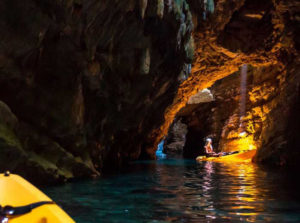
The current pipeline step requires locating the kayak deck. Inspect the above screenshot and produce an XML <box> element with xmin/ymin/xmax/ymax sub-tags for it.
<box><xmin>0</xmin><ymin>173</ymin><xmax>75</xmax><ymax>223</ymax></box>
<box><xmin>196</xmin><ymin>150</ymin><xmax>257</xmax><ymax>163</ymax></box>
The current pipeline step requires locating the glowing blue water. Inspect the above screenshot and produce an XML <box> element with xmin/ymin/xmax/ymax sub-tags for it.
<box><xmin>156</xmin><ymin>140</ymin><xmax>166</xmax><ymax>159</ymax></box>
<box><xmin>44</xmin><ymin>159</ymin><xmax>300</xmax><ymax>223</ymax></box>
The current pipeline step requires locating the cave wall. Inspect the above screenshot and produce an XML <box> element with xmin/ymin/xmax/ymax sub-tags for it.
<box><xmin>0</xmin><ymin>0</ymin><xmax>194</xmax><ymax>183</ymax></box>
<box><xmin>163</xmin><ymin>118</ymin><xmax>187</xmax><ymax>157</ymax></box>
<box><xmin>0</xmin><ymin>0</ymin><xmax>298</xmax><ymax>182</ymax></box>
<box><xmin>150</xmin><ymin>0</ymin><xmax>299</xmax><ymax>167</ymax></box>
<box><xmin>164</xmin><ymin>59</ymin><xmax>299</xmax><ymax>163</ymax></box>
<box><xmin>253</xmin><ymin>63</ymin><xmax>300</xmax><ymax>168</ymax></box>
<box><xmin>172</xmin><ymin>63</ymin><xmax>299</xmax><ymax>162</ymax></box>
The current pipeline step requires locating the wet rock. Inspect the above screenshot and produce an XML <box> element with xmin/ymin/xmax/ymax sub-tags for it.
<box><xmin>0</xmin><ymin>101</ymin><xmax>18</xmax><ymax>130</ymax></box>
<box><xmin>171</xmin><ymin>62</ymin><xmax>299</xmax><ymax>164</ymax></box>
<box><xmin>164</xmin><ymin>119</ymin><xmax>187</xmax><ymax>157</ymax></box>
<box><xmin>253</xmin><ymin>64</ymin><xmax>300</xmax><ymax>168</ymax></box>
<box><xmin>152</xmin><ymin>0</ymin><xmax>299</xmax><ymax>167</ymax></box>
<box><xmin>0</xmin><ymin>0</ymin><xmax>298</xmax><ymax>181</ymax></box>
<box><xmin>0</xmin><ymin>0</ymin><xmax>193</xmax><ymax>181</ymax></box>
<box><xmin>0</xmin><ymin>101</ymin><xmax>25</xmax><ymax>172</ymax></box>
<box><xmin>0</xmin><ymin>100</ymin><xmax>98</xmax><ymax>184</ymax></box>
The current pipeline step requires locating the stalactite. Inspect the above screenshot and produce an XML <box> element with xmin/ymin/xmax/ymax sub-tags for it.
<box><xmin>203</xmin><ymin>0</ymin><xmax>215</xmax><ymax>20</ymax></box>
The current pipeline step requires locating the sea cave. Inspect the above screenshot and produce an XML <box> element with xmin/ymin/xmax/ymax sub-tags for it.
<box><xmin>0</xmin><ymin>0</ymin><xmax>300</xmax><ymax>222</ymax></box>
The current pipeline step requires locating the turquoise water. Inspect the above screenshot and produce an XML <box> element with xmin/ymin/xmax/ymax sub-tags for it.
<box><xmin>44</xmin><ymin>159</ymin><xmax>300</xmax><ymax>222</ymax></box>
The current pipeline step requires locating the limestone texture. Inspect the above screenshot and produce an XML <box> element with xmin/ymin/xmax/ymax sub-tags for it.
<box><xmin>170</xmin><ymin>64</ymin><xmax>299</xmax><ymax>165</ymax></box>
<box><xmin>0</xmin><ymin>0</ymin><xmax>299</xmax><ymax>183</ymax></box>
<box><xmin>152</xmin><ymin>0</ymin><xmax>299</xmax><ymax>168</ymax></box>
<box><xmin>0</xmin><ymin>0</ymin><xmax>193</xmax><ymax>183</ymax></box>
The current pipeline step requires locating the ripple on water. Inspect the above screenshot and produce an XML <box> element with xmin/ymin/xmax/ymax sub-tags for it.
<box><xmin>44</xmin><ymin>159</ymin><xmax>300</xmax><ymax>223</ymax></box>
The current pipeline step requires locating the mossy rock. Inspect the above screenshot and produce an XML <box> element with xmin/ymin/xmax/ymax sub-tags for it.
<box><xmin>0</xmin><ymin>123</ymin><xmax>26</xmax><ymax>171</ymax></box>
<box><xmin>17</xmin><ymin>123</ymin><xmax>98</xmax><ymax>179</ymax></box>
<box><xmin>0</xmin><ymin>101</ymin><xmax>18</xmax><ymax>130</ymax></box>
<box><xmin>0</xmin><ymin>101</ymin><xmax>24</xmax><ymax>171</ymax></box>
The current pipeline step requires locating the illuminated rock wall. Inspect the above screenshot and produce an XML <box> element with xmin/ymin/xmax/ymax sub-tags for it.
<box><xmin>0</xmin><ymin>0</ymin><xmax>298</xmax><ymax>183</ymax></box>
<box><xmin>166</xmin><ymin>62</ymin><xmax>299</xmax><ymax>164</ymax></box>
<box><xmin>150</xmin><ymin>0</ymin><xmax>299</xmax><ymax>167</ymax></box>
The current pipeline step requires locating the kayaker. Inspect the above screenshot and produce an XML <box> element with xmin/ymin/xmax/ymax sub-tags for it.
<box><xmin>204</xmin><ymin>138</ymin><xmax>214</xmax><ymax>154</ymax></box>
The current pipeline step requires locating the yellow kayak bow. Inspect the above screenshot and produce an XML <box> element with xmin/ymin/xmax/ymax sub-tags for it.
<box><xmin>0</xmin><ymin>172</ymin><xmax>75</xmax><ymax>223</ymax></box>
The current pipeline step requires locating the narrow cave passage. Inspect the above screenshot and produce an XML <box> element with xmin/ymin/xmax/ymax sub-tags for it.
<box><xmin>162</xmin><ymin>64</ymin><xmax>263</xmax><ymax>161</ymax></box>
<box><xmin>149</xmin><ymin>0</ymin><xmax>298</xmax><ymax>167</ymax></box>
<box><xmin>163</xmin><ymin>92</ymin><xmax>217</xmax><ymax>159</ymax></box>
<box><xmin>183</xmin><ymin>126</ymin><xmax>206</xmax><ymax>158</ymax></box>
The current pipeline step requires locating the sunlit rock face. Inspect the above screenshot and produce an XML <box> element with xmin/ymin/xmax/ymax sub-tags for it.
<box><xmin>0</xmin><ymin>0</ymin><xmax>298</xmax><ymax>182</ymax></box>
<box><xmin>0</xmin><ymin>0</ymin><xmax>193</xmax><ymax>183</ymax></box>
<box><xmin>187</xmin><ymin>89</ymin><xmax>214</xmax><ymax>104</ymax></box>
<box><xmin>151</xmin><ymin>0</ymin><xmax>299</xmax><ymax>166</ymax></box>
<box><xmin>174</xmin><ymin>64</ymin><xmax>299</xmax><ymax>160</ymax></box>
<box><xmin>253</xmin><ymin>65</ymin><xmax>300</xmax><ymax>168</ymax></box>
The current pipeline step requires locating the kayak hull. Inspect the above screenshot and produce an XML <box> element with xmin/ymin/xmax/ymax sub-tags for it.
<box><xmin>196</xmin><ymin>150</ymin><xmax>257</xmax><ymax>163</ymax></box>
<box><xmin>0</xmin><ymin>173</ymin><xmax>75</xmax><ymax>223</ymax></box>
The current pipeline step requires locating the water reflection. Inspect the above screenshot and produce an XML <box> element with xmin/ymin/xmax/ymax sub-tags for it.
<box><xmin>151</xmin><ymin>162</ymin><xmax>262</xmax><ymax>222</ymax></box>
<box><xmin>44</xmin><ymin>159</ymin><xmax>300</xmax><ymax>223</ymax></box>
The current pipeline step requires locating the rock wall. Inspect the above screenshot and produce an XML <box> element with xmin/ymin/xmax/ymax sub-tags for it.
<box><xmin>0</xmin><ymin>0</ymin><xmax>193</xmax><ymax>183</ymax></box>
<box><xmin>0</xmin><ymin>0</ymin><xmax>298</xmax><ymax>183</ymax></box>
<box><xmin>163</xmin><ymin>118</ymin><xmax>187</xmax><ymax>157</ymax></box>
<box><xmin>0</xmin><ymin>100</ymin><xmax>95</xmax><ymax>184</ymax></box>
<box><xmin>253</xmin><ymin>64</ymin><xmax>300</xmax><ymax>168</ymax></box>
<box><xmin>172</xmin><ymin>63</ymin><xmax>299</xmax><ymax>163</ymax></box>
<box><xmin>150</xmin><ymin>0</ymin><xmax>300</xmax><ymax>167</ymax></box>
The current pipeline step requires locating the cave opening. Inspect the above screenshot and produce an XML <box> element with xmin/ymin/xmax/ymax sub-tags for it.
<box><xmin>162</xmin><ymin>65</ymin><xmax>258</xmax><ymax>160</ymax></box>
<box><xmin>182</xmin><ymin>125</ymin><xmax>207</xmax><ymax>158</ymax></box>
<box><xmin>163</xmin><ymin>94</ymin><xmax>217</xmax><ymax>159</ymax></box>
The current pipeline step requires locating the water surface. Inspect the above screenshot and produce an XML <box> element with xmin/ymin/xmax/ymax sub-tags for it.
<box><xmin>44</xmin><ymin>159</ymin><xmax>300</xmax><ymax>222</ymax></box>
